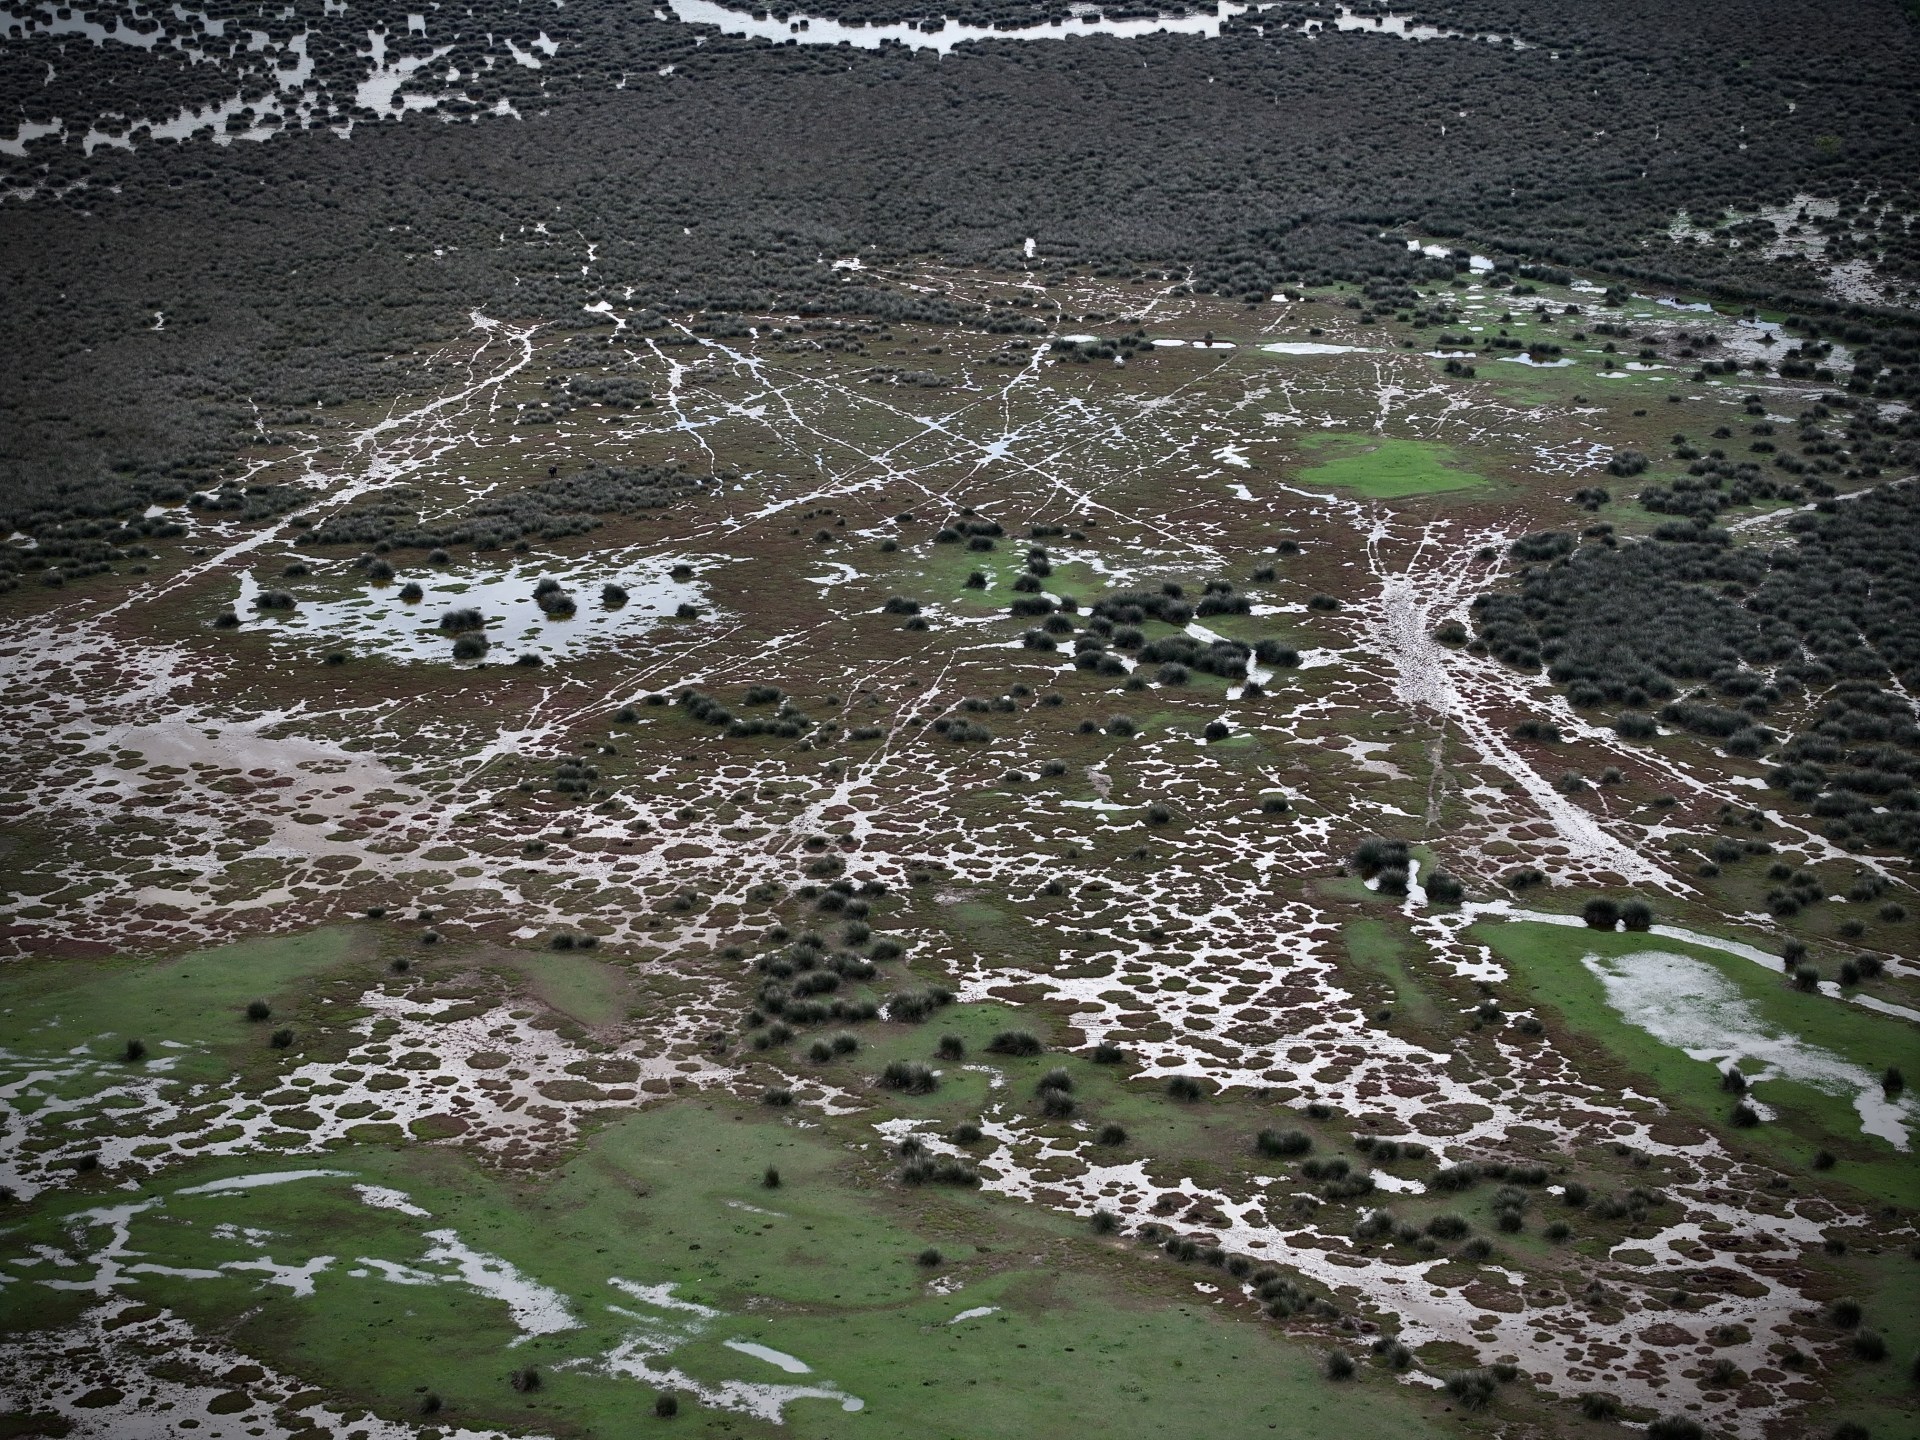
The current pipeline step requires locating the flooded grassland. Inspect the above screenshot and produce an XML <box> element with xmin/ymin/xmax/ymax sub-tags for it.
<box><xmin>1</xmin><ymin>261</ymin><xmax>1916</xmax><ymax>1440</ymax></box>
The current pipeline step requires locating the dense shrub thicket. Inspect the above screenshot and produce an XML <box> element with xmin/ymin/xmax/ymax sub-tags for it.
<box><xmin>1</xmin><ymin>0</ymin><xmax>1917</xmax><ymax>523</ymax></box>
<box><xmin>309</xmin><ymin>464</ymin><xmax>703</xmax><ymax>550</ymax></box>
<box><xmin>1470</xmin><ymin>479</ymin><xmax>1920</xmax><ymax>855</ymax></box>
<box><xmin>1639</xmin><ymin>396</ymin><xmax>1920</xmax><ymax>526</ymax></box>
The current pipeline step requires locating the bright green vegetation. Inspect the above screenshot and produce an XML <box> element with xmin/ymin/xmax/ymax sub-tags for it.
<box><xmin>0</xmin><ymin>1103</ymin><xmax>1445</xmax><ymax>1440</ymax></box>
<box><xmin>1828</xmin><ymin>1240</ymin><xmax>1920</xmax><ymax>1436</ymax></box>
<box><xmin>495</xmin><ymin>949</ymin><xmax>632</xmax><ymax>1029</ymax></box>
<box><xmin>1341</xmin><ymin>919</ymin><xmax>1447</xmax><ymax>1038</ymax></box>
<box><xmin>0</xmin><ymin>929</ymin><xmax>361</xmax><ymax>1078</ymax></box>
<box><xmin>1475</xmin><ymin>921</ymin><xmax>1920</xmax><ymax>1208</ymax></box>
<box><xmin>1292</xmin><ymin>436</ymin><xmax>1483</xmax><ymax>498</ymax></box>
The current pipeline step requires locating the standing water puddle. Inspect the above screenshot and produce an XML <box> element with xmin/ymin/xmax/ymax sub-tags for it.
<box><xmin>663</xmin><ymin>0</ymin><xmax>1528</xmax><ymax>53</ymax></box>
<box><xmin>1583</xmin><ymin>949</ymin><xmax>1913</xmax><ymax>1148</ymax></box>
<box><xmin>724</xmin><ymin>1339</ymin><xmax>814</xmax><ymax>1372</ymax></box>
<box><xmin>232</xmin><ymin>552</ymin><xmax>707</xmax><ymax>665</ymax></box>
<box><xmin>13</xmin><ymin>1168</ymin><xmax>866</xmax><ymax>1424</ymax></box>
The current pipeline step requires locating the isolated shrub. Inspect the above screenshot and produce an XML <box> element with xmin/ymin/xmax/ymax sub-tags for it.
<box><xmin>899</xmin><ymin>1157</ymin><xmax>980</xmax><ymax>1187</ymax></box>
<box><xmin>1431</xmin><ymin>1164</ymin><xmax>1479</xmax><ymax>1192</ymax></box>
<box><xmin>1256</xmin><ymin>1128</ymin><xmax>1312</xmax><ymax>1158</ymax></box>
<box><xmin>1352</xmin><ymin>837</ymin><xmax>1409</xmax><ymax>875</ymax></box>
<box><xmin>654</xmin><ymin>1392</ymin><xmax>679</xmax><ymax>1418</ymax></box>
<box><xmin>887</xmin><ymin>987</ymin><xmax>953</xmax><ymax>1023</ymax></box>
<box><xmin>1166</xmin><ymin>1076</ymin><xmax>1206</xmax><ymax>1101</ymax></box>
<box><xmin>986</xmin><ymin>1029</ymin><xmax>1043</xmax><ymax>1056</ymax></box>
<box><xmin>1843</xmin><ymin>1328</ymin><xmax>1889</xmax><ymax>1367</ymax></box>
<box><xmin>1372</xmin><ymin>1339</ymin><xmax>1413</xmax><ymax>1372</ymax></box>
<box><xmin>1443</xmin><ymin>1369</ymin><xmax>1497</xmax><ymax>1410</ymax></box>
<box><xmin>881</xmin><ymin>1060</ymin><xmax>938</xmax><ymax>1094</ymax></box>
<box><xmin>1578</xmin><ymin>1392</ymin><xmax>1620</xmax><ymax>1420</ymax></box>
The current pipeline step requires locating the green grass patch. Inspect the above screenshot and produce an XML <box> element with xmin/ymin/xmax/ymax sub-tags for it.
<box><xmin>911</xmin><ymin>535</ymin><xmax>1103</xmax><ymax>616</ymax></box>
<box><xmin>1</xmin><ymin>1103</ymin><xmax>1447</xmax><ymax>1439</ymax></box>
<box><xmin>1341</xmin><ymin>919</ymin><xmax>1450</xmax><ymax>1039</ymax></box>
<box><xmin>1473</xmin><ymin>921</ymin><xmax>1919</xmax><ymax>1208</ymax></box>
<box><xmin>1293</xmin><ymin>435</ymin><xmax>1482</xmax><ymax>499</ymax></box>
<box><xmin>493</xmin><ymin>950</ymin><xmax>631</xmax><ymax>1029</ymax></box>
<box><xmin>1828</xmin><ymin>1239</ymin><xmax>1920</xmax><ymax>1436</ymax></box>
<box><xmin>0</xmin><ymin>929</ymin><xmax>361</xmax><ymax>1077</ymax></box>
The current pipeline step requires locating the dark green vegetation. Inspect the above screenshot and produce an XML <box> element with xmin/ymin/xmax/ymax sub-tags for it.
<box><xmin>5</xmin><ymin>0</ymin><xmax>1920</xmax><ymax>532</ymax></box>
<box><xmin>1472</xmin><ymin>479</ymin><xmax>1920</xmax><ymax>857</ymax></box>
